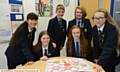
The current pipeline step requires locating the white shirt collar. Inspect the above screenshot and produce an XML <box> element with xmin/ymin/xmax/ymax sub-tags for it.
<box><xmin>97</xmin><ymin>24</ymin><xmax>105</xmax><ymax>32</ymax></box>
<box><xmin>76</xmin><ymin>19</ymin><xmax>82</xmax><ymax>23</ymax></box>
<box><xmin>42</xmin><ymin>46</ymin><xmax>48</xmax><ymax>50</ymax></box>
<box><xmin>57</xmin><ymin>16</ymin><xmax>62</xmax><ymax>21</ymax></box>
<box><xmin>42</xmin><ymin>46</ymin><xmax>48</xmax><ymax>56</ymax></box>
<box><xmin>74</xmin><ymin>40</ymin><xmax>80</xmax><ymax>43</ymax></box>
<box><xmin>28</xmin><ymin>27</ymin><xmax>32</xmax><ymax>32</ymax></box>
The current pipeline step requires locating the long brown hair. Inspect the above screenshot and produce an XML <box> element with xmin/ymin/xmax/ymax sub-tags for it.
<box><xmin>66</xmin><ymin>25</ymin><xmax>88</xmax><ymax>57</ymax></box>
<box><xmin>92</xmin><ymin>8</ymin><xmax>120</xmax><ymax>55</ymax></box>
<box><xmin>33</xmin><ymin>31</ymin><xmax>53</xmax><ymax>54</ymax></box>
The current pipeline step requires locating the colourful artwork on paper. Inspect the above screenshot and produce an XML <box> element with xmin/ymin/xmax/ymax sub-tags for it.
<box><xmin>35</xmin><ymin>0</ymin><xmax>53</xmax><ymax>17</ymax></box>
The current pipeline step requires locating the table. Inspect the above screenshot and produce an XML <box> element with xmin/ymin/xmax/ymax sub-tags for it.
<box><xmin>11</xmin><ymin>57</ymin><xmax>105</xmax><ymax>72</ymax></box>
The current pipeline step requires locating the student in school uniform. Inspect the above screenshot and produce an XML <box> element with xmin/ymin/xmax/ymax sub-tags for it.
<box><xmin>67</xmin><ymin>25</ymin><xmax>104</xmax><ymax>71</ymax></box>
<box><xmin>66</xmin><ymin>25</ymin><xmax>91</xmax><ymax>61</ymax></box>
<box><xmin>67</xmin><ymin>6</ymin><xmax>92</xmax><ymax>49</ymax></box>
<box><xmin>5</xmin><ymin>12</ymin><xmax>38</xmax><ymax>69</ymax></box>
<box><xmin>33</xmin><ymin>31</ymin><xmax>57</xmax><ymax>61</ymax></box>
<box><xmin>47</xmin><ymin>4</ymin><xmax>67</xmax><ymax>56</ymax></box>
<box><xmin>92</xmin><ymin>8</ymin><xmax>119</xmax><ymax>72</ymax></box>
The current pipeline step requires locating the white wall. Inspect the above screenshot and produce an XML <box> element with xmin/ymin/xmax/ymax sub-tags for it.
<box><xmin>0</xmin><ymin>0</ymin><xmax>12</xmax><ymax>69</ymax></box>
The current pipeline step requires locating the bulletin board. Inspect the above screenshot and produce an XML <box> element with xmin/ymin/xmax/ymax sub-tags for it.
<box><xmin>9</xmin><ymin>0</ymin><xmax>24</xmax><ymax>21</ymax></box>
<box><xmin>9</xmin><ymin>0</ymin><xmax>24</xmax><ymax>33</ymax></box>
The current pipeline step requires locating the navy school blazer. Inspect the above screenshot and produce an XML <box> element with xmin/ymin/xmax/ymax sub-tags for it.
<box><xmin>47</xmin><ymin>16</ymin><xmax>67</xmax><ymax>48</ymax></box>
<box><xmin>93</xmin><ymin>21</ymin><xmax>118</xmax><ymax>72</ymax></box>
<box><xmin>67</xmin><ymin>18</ymin><xmax>92</xmax><ymax>44</ymax></box>
<box><xmin>5</xmin><ymin>21</ymin><xmax>36</xmax><ymax>66</ymax></box>
<box><xmin>33</xmin><ymin>44</ymin><xmax>57</xmax><ymax>61</ymax></box>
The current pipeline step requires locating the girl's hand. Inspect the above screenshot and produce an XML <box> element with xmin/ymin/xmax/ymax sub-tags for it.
<box><xmin>25</xmin><ymin>61</ymin><xmax>34</xmax><ymax>65</ymax></box>
<box><xmin>52</xmin><ymin>42</ymin><xmax>56</xmax><ymax>48</ymax></box>
<box><xmin>40</xmin><ymin>56</ymin><xmax>48</xmax><ymax>61</ymax></box>
<box><xmin>93</xmin><ymin>64</ymin><xmax>105</xmax><ymax>72</ymax></box>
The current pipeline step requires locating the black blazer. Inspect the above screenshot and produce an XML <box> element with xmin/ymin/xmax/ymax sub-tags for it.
<box><xmin>5</xmin><ymin>21</ymin><xmax>36</xmax><ymax>69</ymax></box>
<box><xmin>67</xmin><ymin>41</ymin><xmax>78</xmax><ymax>57</ymax></box>
<box><xmin>34</xmin><ymin>44</ymin><xmax>57</xmax><ymax>61</ymax></box>
<box><xmin>67</xmin><ymin>18</ymin><xmax>92</xmax><ymax>44</ymax></box>
<box><xmin>93</xmin><ymin>21</ymin><xmax>118</xmax><ymax>72</ymax></box>
<box><xmin>66</xmin><ymin>41</ymin><xmax>90</xmax><ymax>60</ymax></box>
<box><xmin>47</xmin><ymin>16</ymin><xmax>67</xmax><ymax>48</ymax></box>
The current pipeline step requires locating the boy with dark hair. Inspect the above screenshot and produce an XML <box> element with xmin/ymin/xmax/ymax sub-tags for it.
<box><xmin>5</xmin><ymin>12</ymin><xmax>38</xmax><ymax>69</ymax></box>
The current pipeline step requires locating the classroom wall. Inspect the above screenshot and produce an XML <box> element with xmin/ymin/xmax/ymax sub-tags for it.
<box><xmin>80</xmin><ymin>0</ymin><xmax>99</xmax><ymax>26</ymax></box>
<box><xmin>0</xmin><ymin>0</ymin><xmax>12</xmax><ymax>69</ymax></box>
<box><xmin>103</xmin><ymin>0</ymin><xmax>111</xmax><ymax>12</ymax></box>
<box><xmin>80</xmin><ymin>0</ymin><xmax>111</xmax><ymax>26</ymax></box>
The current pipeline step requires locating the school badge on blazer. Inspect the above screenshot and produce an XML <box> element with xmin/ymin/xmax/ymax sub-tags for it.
<box><xmin>81</xmin><ymin>23</ymin><xmax>84</xmax><ymax>28</ymax></box>
<box><xmin>48</xmin><ymin>53</ymin><xmax>52</xmax><ymax>56</ymax></box>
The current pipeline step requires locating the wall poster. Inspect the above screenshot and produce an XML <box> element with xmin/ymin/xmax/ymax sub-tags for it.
<box><xmin>9</xmin><ymin>0</ymin><xmax>24</xmax><ymax>34</ymax></box>
<box><xmin>35</xmin><ymin>0</ymin><xmax>53</xmax><ymax>17</ymax></box>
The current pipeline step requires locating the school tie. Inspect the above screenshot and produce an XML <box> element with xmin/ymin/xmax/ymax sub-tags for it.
<box><xmin>78</xmin><ymin>20</ymin><xmax>82</xmax><ymax>27</ymax></box>
<box><xmin>76</xmin><ymin>41</ymin><xmax>80</xmax><ymax>57</ymax></box>
<box><xmin>44</xmin><ymin>49</ymin><xmax>47</xmax><ymax>56</ymax></box>
<box><xmin>58</xmin><ymin>18</ymin><xmax>62</xmax><ymax>25</ymax></box>
<box><xmin>59</xmin><ymin>19</ymin><xmax>65</xmax><ymax>32</ymax></box>
<box><xmin>98</xmin><ymin>30</ymin><xmax>104</xmax><ymax>47</ymax></box>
